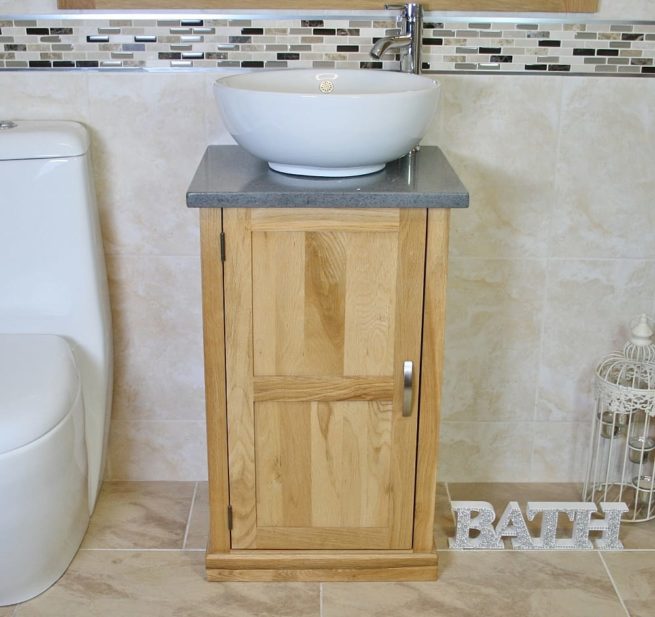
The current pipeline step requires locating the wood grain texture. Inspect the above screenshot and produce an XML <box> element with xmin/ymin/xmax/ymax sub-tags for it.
<box><xmin>254</xmin><ymin>376</ymin><xmax>395</xmax><ymax>401</ymax></box>
<box><xmin>58</xmin><ymin>1</ymin><xmax>598</xmax><ymax>13</ymax></box>
<box><xmin>209</xmin><ymin>550</ymin><xmax>436</xmax><ymax>567</ymax></box>
<box><xmin>304</xmin><ymin>231</ymin><xmax>347</xmax><ymax>375</ymax></box>
<box><xmin>254</xmin><ymin>399</ymin><xmax>393</xmax><ymax>536</ymax></box>
<box><xmin>206</xmin><ymin>550</ymin><xmax>438</xmax><ymax>581</ymax></box>
<box><xmin>249</xmin><ymin>208</ymin><xmax>400</xmax><ymax>232</ymax></box>
<box><xmin>223</xmin><ymin>208</ymin><xmax>258</xmax><ymax>549</ymax></box>
<box><xmin>389</xmin><ymin>208</ymin><xmax>427</xmax><ymax>548</ymax></box>
<box><xmin>207</xmin><ymin>566</ymin><xmax>437</xmax><ymax>582</ymax></box>
<box><xmin>252</xmin><ymin>230</ymin><xmax>305</xmax><ymax>376</ymax></box>
<box><xmin>310</xmin><ymin>401</ymin><xmax>392</xmax><ymax>528</ymax></box>
<box><xmin>412</xmin><ymin>208</ymin><xmax>450</xmax><ymax>553</ymax></box>
<box><xmin>255</xmin><ymin>525</ymin><xmax>390</xmax><ymax>549</ymax></box>
<box><xmin>199</xmin><ymin>209</ymin><xmax>230</xmax><ymax>553</ymax></box>
<box><xmin>224</xmin><ymin>208</ymin><xmax>425</xmax><ymax>551</ymax></box>
<box><xmin>343</xmin><ymin>232</ymin><xmax>397</xmax><ymax>376</ymax></box>
<box><xmin>255</xmin><ymin>401</ymin><xmax>313</xmax><ymax>527</ymax></box>
<box><xmin>252</xmin><ymin>228</ymin><xmax>398</xmax><ymax>377</ymax></box>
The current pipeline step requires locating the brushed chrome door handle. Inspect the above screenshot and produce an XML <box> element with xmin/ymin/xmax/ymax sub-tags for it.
<box><xmin>403</xmin><ymin>360</ymin><xmax>414</xmax><ymax>417</ymax></box>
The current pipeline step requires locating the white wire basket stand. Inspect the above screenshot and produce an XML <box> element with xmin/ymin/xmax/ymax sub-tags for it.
<box><xmin>583</xmin><ymin>314</ymin><xmax>655</xmax><ymax>522</ymax></box>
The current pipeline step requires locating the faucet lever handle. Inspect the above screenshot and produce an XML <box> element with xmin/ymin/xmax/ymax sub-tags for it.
<box><xmin>384</xmin><ymin>3</ymin><xmax>421</xmax><ymax>19</ymax></box>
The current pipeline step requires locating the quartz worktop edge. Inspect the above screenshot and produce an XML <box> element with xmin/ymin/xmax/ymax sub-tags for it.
<box><xmin>186</xmin><ymin>145</ymin><xmax>469</xmax><ymax>209</ymax></box>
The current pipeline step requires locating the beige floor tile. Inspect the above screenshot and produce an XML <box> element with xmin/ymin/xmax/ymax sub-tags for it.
<box><xmin>16</xmin><ymin>550</ymin><xmax>320</xmax><ymax>617</ymax></box>
<box><xmin>615</xmin><ymin>518</ymin><xmax>655</xmax><ymax>550</ymax></box>
<box><xmin>602</xmin><ymin>551</ymin><xmax>655</xmax><ymax>617</ymax></box>
<box><xmin>185</xmin><ymin>482</ymin><xmax>210</xmax><ymax>550</ymax></box>
<box><xmin>83</xmin><ymin>481</ymin><xmax>195</xmax><ymax>549</ymax></box>
<box><xmin>0</xmin><ymin>606</ymin><xmax>16</xmax><ymax>616</ymax></box>
<box><xmin>323</xmin><ymin>551</ymin><xmax>625</xmax><ymax>617</ymax></box>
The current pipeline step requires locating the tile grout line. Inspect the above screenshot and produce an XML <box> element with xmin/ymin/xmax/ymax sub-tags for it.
<box><xmin>319</xmin><ymin>582</ymin><xmax>323</xmax><ymax>617</ymax></box>
<box><xmin>429</xmin><ymin>548</ymin><xmax>654</xmax><ymax>553</ymax></box>
<box><xmin>79</xmin><ymin>547</ymin><xmax>206</xmax><ymax>552</ymax></box>
<box><xmin>598</xmin><ymin>552</ymin><xmax>631</xmax><ymax>617</ymax></box>
<box><xmin>182</xmin><ymin>481</ymin><xmax>199</xmax><ymax>550</ymax></box>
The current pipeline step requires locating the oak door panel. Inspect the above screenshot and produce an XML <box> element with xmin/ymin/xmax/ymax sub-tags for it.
<box><xmin>251</xmin><ymin>224</ymin><xmax>398</xmax><ymax>377</ymax></box>
<box><xmin>223</xmin><ymin>208</ymin><xmax>426</xmax><ymax>550</ymax></box>
<box><xmin>255</xmin><ymin>400</ymin><xmax>392</xmax><ymax>530</ymax></box>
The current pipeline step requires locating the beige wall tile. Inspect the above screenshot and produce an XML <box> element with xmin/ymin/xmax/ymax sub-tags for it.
<box><xmin>106</xmin><ymin>421</ymin><xmax>208</xmax><ymax>481</ymax></box>
<box><xmin>443</xmin><ymin>258</ymin><xmax>545</xmax><ymax>422</ymax></box>
<box><xmin>597</xmin><ymin>0</ymin><xmax>655</xmax><ymax>19</ymax></box>
<box><xmin>84</xmin><ymin>481</ymin><xmax>195</xmax><ymax>549</ymax></box>
<box><xmin>3</xmin><ymin>58</ymin><xmax>653</xmax><ymax>485</ymax></box>
<box><xmin>108</xmin><ymin>255</ymin><xmax>204</xmax><ymax>423</ymax></box>
<box><xmin>323</xmin><ymin>551</ymin><xmax>623</xmax><ymax>617</ymax></box>
<box><xmin>0</xmin><ymin>72</ymin><xmax>88</xmax><ymax>123</ymax></box>
<box><xmin>87</xmin><ymin>73</ymin><xmax>208</xmax><ymax>257</ymax></box>
<box><xmin>439</xmin><ymin>422</ymin><xmax>533</xmax><ymax>482</ymax></box>
<box><xmin>603</xmin><ymin>552</ymin><xmax>655</xmax><ymax>617</ymax></box>
<box><xmin>551</xmin><ymin>77</ymin><xmax>655</xmax><ymax>260</ymax></box>
<box><xmin>428</xmin><ymin>74</ymin><xmax>562</xmax><ymax>259</ymax></box>
<box><xmin>0</xmin><ymin>1</ymin><xmax>57</xmax><ymax>10</ymax></box>
<box><xmin>531</xmin><ymin>422</ymin><xmax>591</xmax><ymax>482</ymax></box>
<box><xmin>537</xmin><ymin>259</ymin><xmax>655</xmax><ymax>423</ymax></box>
<box><xmin>16</xmin><ymin>551</ymin><xmax>320</xmax><ymax>617</ymax></box>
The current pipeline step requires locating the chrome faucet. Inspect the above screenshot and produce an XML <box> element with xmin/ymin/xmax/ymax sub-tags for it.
<box><xmin>370</xmin><ymin>3</ymin><xmax>423</xmax><ymax>74</ymax></box>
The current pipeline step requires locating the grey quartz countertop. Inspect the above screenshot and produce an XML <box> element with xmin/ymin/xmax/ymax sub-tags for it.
<box><xmin>186</xmin><ymin>145</ymin><xmax>469</xmax><ymax>209</ymax></box>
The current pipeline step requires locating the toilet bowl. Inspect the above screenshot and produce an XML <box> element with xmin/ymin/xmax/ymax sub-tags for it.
<box><xmin>0</xmin><ymin>121</ymin><xmax>112</xmax><ymax>606</ymax></box>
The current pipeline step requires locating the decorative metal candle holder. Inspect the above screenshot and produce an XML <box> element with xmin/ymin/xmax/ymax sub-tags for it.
<box><xmin>583</xmin><ymin>315</ymin><xmax>655</xmax><ymax>523</ymax></box>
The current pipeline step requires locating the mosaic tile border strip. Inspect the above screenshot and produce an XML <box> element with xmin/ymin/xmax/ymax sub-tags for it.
<box><xmin>1</xmin><ymin>14</ymin><xmax>654</xmax><ymax>75</ymax></box>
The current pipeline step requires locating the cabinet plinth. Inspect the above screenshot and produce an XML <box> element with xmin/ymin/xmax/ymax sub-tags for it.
<box><xmin>198</xmin><ymin>205</ymin><xmax>450</xmax><ymax>582</ymax></box>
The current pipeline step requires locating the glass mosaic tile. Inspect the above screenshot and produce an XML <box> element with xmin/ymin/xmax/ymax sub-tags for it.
<box><xmin>0</xmin><ymin>13</ymin><xmax>653</xmax><ymax>76</ymax></box>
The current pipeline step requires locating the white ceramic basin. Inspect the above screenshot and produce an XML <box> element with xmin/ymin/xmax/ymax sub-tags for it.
<box><xmin>214</xmin><ymin>69</ymin><xmax>440</xmax><ymax>177</ymax></box>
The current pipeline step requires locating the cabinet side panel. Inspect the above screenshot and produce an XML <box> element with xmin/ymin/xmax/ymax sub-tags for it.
<box><xmin>200</xmin><ymin>208</ymin><xmax>230</xmax><ymax>553</ymax></box>
<box><xmin>413</xmin><ymin>209</ymin><xmax>450</xmax><ymax>552</ymax></box>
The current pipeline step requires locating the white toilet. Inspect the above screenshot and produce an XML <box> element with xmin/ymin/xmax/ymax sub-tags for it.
<box><xmin>0</xmin><ymin>121</ymin><xmax>112</xmax><ymax>606</ymax></box>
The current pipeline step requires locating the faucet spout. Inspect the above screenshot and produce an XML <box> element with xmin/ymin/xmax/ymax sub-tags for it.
<box><xmin>370</xmin><ymin>34</ymin><xmax>412</xmax><ymax>59</ymax></box>
<box><xmin>368</xmin><ymin>3</ymin><xmax>423</xmax><ymax>74</ymax></box>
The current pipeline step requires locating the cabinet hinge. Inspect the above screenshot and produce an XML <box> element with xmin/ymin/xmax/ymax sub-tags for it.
<box><xmin>227</xmin><ymin>504</ymin><xmax>233</xmax><ymax>530</ymax></box>
<box><xmin>220</xmin><ymin>231</ymin><xmax>226</xmax><ymax>262</ymax></box>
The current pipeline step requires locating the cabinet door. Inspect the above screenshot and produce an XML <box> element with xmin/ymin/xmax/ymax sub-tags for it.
<box><xmin>223</xmin><ymin>208</ymin><xmax>426</xmax><ymax>550</ymax></box>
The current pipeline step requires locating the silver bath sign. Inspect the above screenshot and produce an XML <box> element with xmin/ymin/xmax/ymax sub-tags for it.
<box><xmin>449</xmin><ymin>501</ymin><xmax>628</xmax><ymax>550</ymax></box>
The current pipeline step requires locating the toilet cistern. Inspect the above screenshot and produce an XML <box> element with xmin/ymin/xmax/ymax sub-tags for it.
<box><xmin>370</xmin><ymin>3</ymin><xmax>423</xmax><ymax>74</ymax></box>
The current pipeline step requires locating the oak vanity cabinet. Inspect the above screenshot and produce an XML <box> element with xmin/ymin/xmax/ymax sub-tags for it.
<box><xmin>190</xmin><ymin>146</ymin><xmax>467</xmax><ymax>582</ymax></box>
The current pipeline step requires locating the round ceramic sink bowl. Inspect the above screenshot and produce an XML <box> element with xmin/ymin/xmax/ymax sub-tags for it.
<box><xmin>214</xmin><ymin>69</ymin><xmax>440</xmax><ymax>177</ymax></box>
